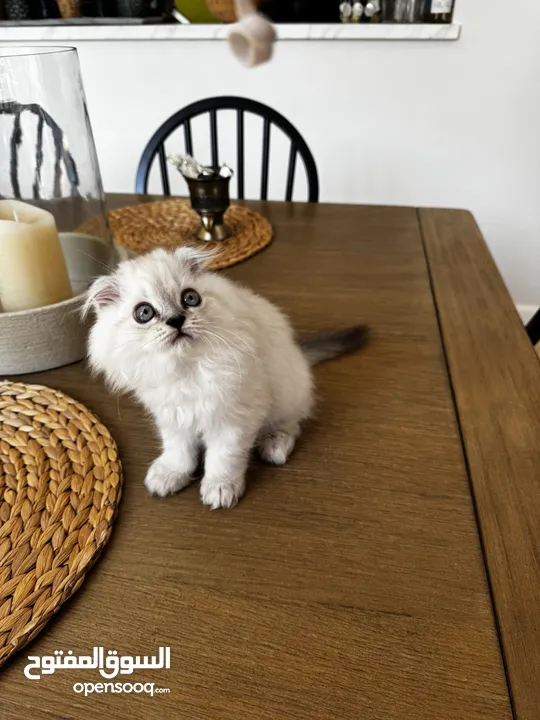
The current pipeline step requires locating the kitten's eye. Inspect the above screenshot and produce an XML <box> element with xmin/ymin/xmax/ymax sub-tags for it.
<box><xmin>133</xmin><ymin>302</ymin><xmax>156</xmax><ymax>324</ymax></box>
<box><xmin>181</xmin><ymin>288</ymin><xmax>201</xmax><ymax>308</ymax></box>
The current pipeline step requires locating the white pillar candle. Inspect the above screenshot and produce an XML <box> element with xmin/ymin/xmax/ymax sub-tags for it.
<box><xmin>0</xmin><ymin>200</ymin><xmax>72</xmax><ymax>313</ymax></box>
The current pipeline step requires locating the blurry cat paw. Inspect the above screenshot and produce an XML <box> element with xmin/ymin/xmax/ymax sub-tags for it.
<box><xmin>145</xmin><ymin>458</ymin><xmax>193</xmax><ymax>497</ymax></box>
<box><xmin>258</xmin><ymin>429</ymin><xmax>296</xmax><ymax>465</ymax></box>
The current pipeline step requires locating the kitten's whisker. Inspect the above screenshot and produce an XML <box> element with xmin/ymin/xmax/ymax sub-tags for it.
<box><xmin>123</xmin><ymin>334</ymin><xmax>161</xmax><ymax>353</ymax></box>
<box><xmin>199</xmin><ymin>323</ymin><xmax>249</xmax><ymax>354</ymax></box>
<box><xmin>210</xmin><ymin>330</ymin><xmax>254</xmax><ymax>359</ymax></box>
<box><xmin>201</xmin><ymin>319</ymin><xmax>254</xmax><ymax>347</ymax></box>
<box><xmin>213</xmin><ymin>327</ymin><xmax>256</xmax><ymax>357</ymax></box>
<box><xmin>196</xmin><ymin>329</ymin><xmax>244</xmax><ymax>379</ymax></box>
<box><xmin>200</xmin><ymin>332</ymin><xmax>219</xmax><ymax>356</ymax></box>
<box><xmin>113</xmin><ymin>338</ymin><xmax>140</xmax><ymax>351</ymax></box>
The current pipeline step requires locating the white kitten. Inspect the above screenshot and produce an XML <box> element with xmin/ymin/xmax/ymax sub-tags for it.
<box><xmin>84</xmin><ymin>247</ymin><xmax>367</xmax><ymax>509</ymax></box>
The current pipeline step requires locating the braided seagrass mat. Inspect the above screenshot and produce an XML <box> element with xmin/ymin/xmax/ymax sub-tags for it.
<box><xmin>79</xmin><ymin>199</ymin><xmax>273</xmax><ymax>270</ymax></box>
<box><xmin>0</xmin><ymin>381</ymin><xmax>123</xmax><ymax>667</ymax></box>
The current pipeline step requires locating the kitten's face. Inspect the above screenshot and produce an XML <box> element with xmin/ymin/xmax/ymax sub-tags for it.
<box><xmin>85</xmin><ymin>248</ymin><xmax>234</xmax><ymax>378</ymax></box>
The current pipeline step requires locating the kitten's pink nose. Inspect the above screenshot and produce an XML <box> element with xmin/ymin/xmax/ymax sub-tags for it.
<box><xmin>166</xmin><ymin>315</ymin><xmax>185</xmax><ymax>331</ymax></box>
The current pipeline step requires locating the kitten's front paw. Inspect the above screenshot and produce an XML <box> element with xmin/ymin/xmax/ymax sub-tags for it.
<box><xmin>200</xmin><ymin>478</ymin><xmax>245</xmax><ymax>510</ymax></box>
<box><xmin>145</xmin><ymin>458</ymin><xmax>193</xmax><ymax>497</ymax></box>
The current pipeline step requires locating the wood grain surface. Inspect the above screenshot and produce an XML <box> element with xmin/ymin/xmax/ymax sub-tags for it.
<box><xmin>420</xmin><ymin>208</ymin><xmax>540</xmax><ymax>720</ymax></box>
<box><xmin>0</xmin><ymin>199</ymin><xmax>512</xmax><ymax>719</ymax></box>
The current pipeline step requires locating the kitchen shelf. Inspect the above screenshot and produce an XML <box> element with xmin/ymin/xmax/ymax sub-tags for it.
<box><xmin>0</xmin><ymin>21</ymin><xmax>461</xmax><ymax>42</ymax></box>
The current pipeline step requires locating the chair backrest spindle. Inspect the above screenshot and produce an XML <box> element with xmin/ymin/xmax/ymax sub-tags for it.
<box><xmin>209</xmin><ymin>109</ymin><xmax>219</xmax><ymax>168</ymax></box>
<box><xmin>158</xmin><ymin>144</ymin><xmax>171</xmax><ymax>195</ymax></box>
<box><xmin>236</xmin><ymin>109</ymin><xmax>245</xmax><ymax>200</ymax></box>
<box><xmin>285</xmin><ymin>144</ymin><xmax>298</xmax><ymax>203</ymax></box>
<box><xmin>260</xmin><ymin>118</ymin><xmax>271</xmax><ymax>201</ymax></box>
<box><xmin>183</xmin><ymin>119</ymin><xmax>193</xmax><ymax>157</ymax></box>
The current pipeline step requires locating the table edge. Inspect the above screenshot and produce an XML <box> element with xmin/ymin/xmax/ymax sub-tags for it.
<box><xmin>419</xmin><ymin>207</ymin><xmax>540</xmax><ymax>720</ymax></box>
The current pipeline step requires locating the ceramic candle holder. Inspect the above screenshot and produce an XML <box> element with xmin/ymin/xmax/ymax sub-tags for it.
<box><xmin>0</xmin><ymin>235</ymin><xmax>121</xmax><ymax>376</ymax></box>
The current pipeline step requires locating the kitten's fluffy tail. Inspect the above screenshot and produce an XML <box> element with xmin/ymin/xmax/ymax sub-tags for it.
<box><xmin>300</xmin><ymin>325</ymin><xmax>369</xmax><ymax>366</ymax></box>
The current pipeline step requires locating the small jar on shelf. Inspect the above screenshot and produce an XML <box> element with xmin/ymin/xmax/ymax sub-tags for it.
<box><xmin>363</xmin><ymin>0</ymin><xmax>381</xmax><ymax>22</ymax></box>
<box><xmin>424</xmin><ymin>0</ymin><xmax>454</xmax><ymax>23</ymax></box>
<box><xmin>383</xmin><ymin>0</ymin><xmax>426</xmax><ymax>22</ymax></box>
<box><xmin>339</xmin><ymin>0</ymin><xmax>352</xmax><ymax>22</ymax></box>
<box><xmin>340</xmin><ymin>0</ymin><xmax>381</xmax><ymax>23</ymax></box>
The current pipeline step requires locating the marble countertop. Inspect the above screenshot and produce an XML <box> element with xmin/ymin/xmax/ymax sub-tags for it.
<box><xmin>0</xmin><ymin>22</ymin><xmax>461</xmax><ymax>42</ymax></box>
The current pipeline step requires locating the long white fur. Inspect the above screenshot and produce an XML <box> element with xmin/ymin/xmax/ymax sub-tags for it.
<box><xmin>85</xmin><ymin>247</ymin><xmax>313</xmax><ymax>509</ymax></box>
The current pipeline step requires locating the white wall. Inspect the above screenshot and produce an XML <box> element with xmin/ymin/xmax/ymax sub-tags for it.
<box><xmin>22</xmin><ymin>0</ymin><xmax>540</xmax><ymax>310</ymax></box>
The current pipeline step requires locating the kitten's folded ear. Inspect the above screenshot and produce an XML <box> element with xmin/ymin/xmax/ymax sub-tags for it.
<box><xmin>82</xmin><ymin>274</ymin><xmax>121</xmax><ymax>318</ymax></box>
<box><xmin>174</xmin><ymin>246</ymin><xmax>214</xmax><ymax>275</ymax></box>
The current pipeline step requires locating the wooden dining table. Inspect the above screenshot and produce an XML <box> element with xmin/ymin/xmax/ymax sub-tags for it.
<box><xmin>1</xmin><ymin>194</ymin><xmax>540</xmax><ymax>720</ymax></box>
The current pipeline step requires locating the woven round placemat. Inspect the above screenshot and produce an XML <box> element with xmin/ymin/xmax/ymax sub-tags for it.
<box><xmin>81</xmin><ymin>200</ymin><xmax>273</xmax><ymax>271</ymax></box>
<box><xmin>0</xmin><ymin>381</ymin><xmax>122</xmax><ymax>667</ymax></box>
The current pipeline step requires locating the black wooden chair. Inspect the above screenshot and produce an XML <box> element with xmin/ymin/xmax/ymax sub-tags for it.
<box><xmin>135</xmin><ymin>96</ymin><xmax>319</xmax><ymax>203</ymax></box>
<box><xmin>0</xmin><ymin>101</ymin><xmax>79</xmax><ymax>199</ymax></box>
<box><xmin>526</xmin><ymin>311</ymin><xmax>540</xmax><ymax>345</ymax></box>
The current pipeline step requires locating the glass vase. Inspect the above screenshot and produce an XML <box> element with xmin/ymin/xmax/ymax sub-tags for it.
<box><xmin>0</xmin><ymin>46</ymin><xmax>117</xmax><ymax>301</ymax></box>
